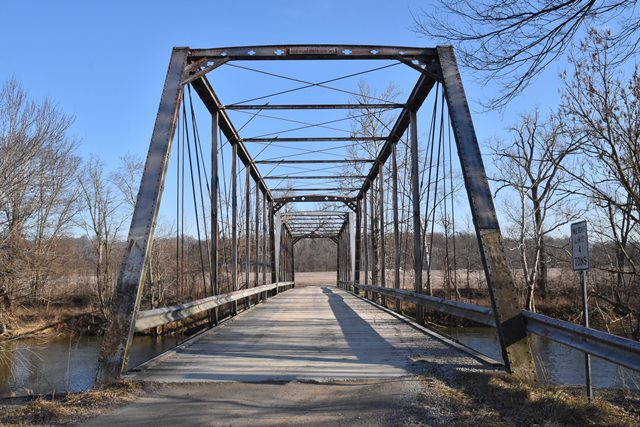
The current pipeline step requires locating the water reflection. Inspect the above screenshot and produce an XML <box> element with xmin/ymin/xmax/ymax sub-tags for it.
<box><xmin>0</xmin><ymin>334</ymin><xmax>185</xmax><ymax>397</ymax></box>
<box><xmin>2</xmin><ymin>327</ymin><xmax>638</xmax><ymax>397</ymax></box>
<box><xmin>440</xmin><ymin>326</ymin><xmax>640</xmax><ymax>390</ymax></box>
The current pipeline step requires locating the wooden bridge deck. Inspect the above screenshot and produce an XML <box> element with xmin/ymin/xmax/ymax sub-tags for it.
<box><xmin>129</xmin><ymin>285</ymin><xmax>491</xmax><ymax>383</ymax></box>
<box><xmin>87</xmin><ymin>286</ymin><xmax>499</xmax><ymax>426</ymax></box>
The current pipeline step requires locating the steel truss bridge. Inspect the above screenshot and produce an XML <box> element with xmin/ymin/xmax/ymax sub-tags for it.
<box><xmin>94</xmin><ymin>45</ymin><xmax>640</xmax><ymax>386</ymax></box>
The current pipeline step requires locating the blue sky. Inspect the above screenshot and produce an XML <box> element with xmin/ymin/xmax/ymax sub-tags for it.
<box><xmin>0</xmin><ymin>1</ymin><xmax>563</xmax><ymax>162</ymax></box>
<box><xmin>0</xmin><ymin>1</ymin><xmax>569</xmax><ymax>234</ymax></box>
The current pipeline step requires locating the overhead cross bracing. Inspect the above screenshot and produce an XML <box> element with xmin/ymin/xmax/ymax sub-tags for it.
<box><xmin>95</xmin><ymin>44</ymin><xmax>542</xmax><ymax>386</ymax></box>
<box><xmin>191</xmin><ymin>47</ymin><xmax>429</xmax><ymax>209</ymax></box>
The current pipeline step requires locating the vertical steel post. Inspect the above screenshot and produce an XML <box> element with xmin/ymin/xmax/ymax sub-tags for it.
<box><xmin>95</xmin><ymin>48</ymin><xmax>188</xmax><ymax>384</ymax></box>
<box><xmin>336</xmin><ymin>233</ymin><xmax>341</xmax><ymax>286</ymax></box>
<box><xmin>354</xmin><ymin>200</ymin><xmax>361</xmax><ymax>293</ymax></box>
<box><xmin>370</xmin><ymin>189</ymin><xmax>376</xmax><ymax>286</ymax></box>
<box><xmin>437</xmin><ymin>45</ymin><xmax>535</xmax><ymax>379</ymax></box>
<box><xmin>274</xmin><ymin>212</ymin><xmax>282</xmax><ymax>284</ymax></box>
<box><xmin>284</xmin><ymin>230</ymin><xmax>291</xmax><ymax>282</ymax></box>
<box><xmin>269</xmin><ymin>201</ymin><xmax>276</xmax><ymax>294</ymax></box>
<box><xmin>391</xmin><ymin>144</ymin><xmax>401</xmax><ymax>311</ymax></box>
<box><xmin>289</xmin><ymin>230</ymin><xmax>294</xmax><ymax>282</ymax></box>
<box><xmin>245</xmin><ymin>168</ymin><xmax>251</xmax><ymax>307</ymax></box>
<box><xmin>349</xmin><ymin>211</ymin><xmax>356</xmax><ymax>286</ymax></box>
<box><xmin>379</xmin><ymin>169</ymin><xmax>386</xmax><ymax>306</ymax></box>
<box><xmin>262</xmin><ymin>192</ymin><xmax>267</xmax><ymax>289</ymax></box>
<box><xmin>363</xmin><ymin>190</ymin><xmax>369</xmax><ymax>287</ymax></box>
<box><xmin>282</xmin><ymin>230</ymin><xmax>286</xmax><ymax>282</ymax></box>
<box><xmin>255</xmin><ymin>184</ymin><xmax>260</xmax><ymax>298</ymax></box>
<box><xmin>410</xmin><ymin>109</ymin><xmax>424</xmax><ymax>324</ymax></box>
<box><xmin>581</xmin><ymin>270</ymin><xmax>593</xmax><ymax>400</ymax></box>
<box><xmin>369</xmin><ymin>188</ymin><xmax>376</xmax><ymax>301</ymax></box>
<box><xmin>231</xmin><ymin>143</ymin><xmax>238</xmax><ymax>315</ymax></box>
<box><xmin>211</xmin><ymin>111</ymin><xmax>219</xmax><ymax>324</ymax></box>
<box><xmin>290</xmin><ymin>231</ymin><xmax>295</xmax><ymax>284</ymax></box>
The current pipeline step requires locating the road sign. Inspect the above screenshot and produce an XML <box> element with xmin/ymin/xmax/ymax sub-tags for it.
<box><xmin>571</xmin><ymin>221</ymin><xmax>589</xmax><ymax>271</ymax></box>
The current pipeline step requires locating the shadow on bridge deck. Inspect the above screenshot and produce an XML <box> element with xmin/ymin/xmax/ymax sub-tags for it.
<box><xmin>129</xmin><ymin>285</ymin><xmax>488</xmax><ymax>383</ymax></box>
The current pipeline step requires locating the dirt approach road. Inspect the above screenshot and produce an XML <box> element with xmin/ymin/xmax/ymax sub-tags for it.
<box><xmin>83</xmin><ymin>285</ymin><xmax>497</xmax><ymax>426</ymax></box>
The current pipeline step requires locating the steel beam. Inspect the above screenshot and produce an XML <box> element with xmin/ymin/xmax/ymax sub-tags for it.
<box><xmin>336</xmin><ymin>232</ymin><xmax>341</xmax><ymax>285</ymax></box>
<box><xmin>281</xmin><ymin>211</ymin><xmax>347</xmax><ymax>217</ymax></box>
<box><xmin>437</xmin><ymin>45</ymin><xmax>535</xmax><ymax>379</ymax></box>
<box><xmin>273</xmin><ymin>195</ymin><xmax>356</xmax><ymax>212</ymax></box>
<box><xmin>289</xmin><ymin>227</ymin><xmax>343</xmax><ymax>232</ymax></box>
<box><xmin>262</xmin><ymin>192</ymin><xmax>267</xmax><ymax>287</ymax></box>
<box><xmin>255</xmin><ymin>159</ymin><xmax>374</xmax><ymax>164</ymax></box>
<box><xmin>232</xmin><ymin>143</ymin><xmax>238</xmax><ymax>315</ymax></box>
<box><xmin>255</xmin><ymin>183</ymin><xmax>260</xmax><ymax>291</ymax></box>
<box><xmin>292</xmin><ymin>235</ymin><xmax>338</xmax><ymax>244</ymax></box>
<box><xmin>349</xmin><ymin>211</ymin><xmax>356</xmax><ymax>284</ymax></box>
<box><xmin>269</xmin><ymin>200</ymin><xmax>276</xmax><ymax>288</ymax></box>
<box><xmin>286</xmin><ymin>221</ymin><xmax>345</xmax><ymax>226</ymax></box>
<box><xmin>190</xmin><ymin>76</ymin><xmax>272</xmax><ymax>200</ymax></box>
<box><xmin>264</xmin><ymin>175</ymin><xmax>366</xmax><ymax>180</ymax></box>
<box><xmin>95</xmin><ymin>48</ymin><xmax>188</xmax><ymax>385</ymax></box>
<box><xmin>182</xmin><ymin>57</ymin><xmax>230</xmax><ymax>85</ymax></box>
<box><xmin>272</xmin><ymin>188</ymin><xmax>360</xmax><ymax>192</ymax></box>
<box><xmin>285</xmin><ymin>217</ymin><xmax>346</xmax><ymax>221</ymax></box>
<box><xmin>274</xmin><ymin>212</ymin><xmax>282</xmax><ymax>283</ymax></box>
<box><xmin>357</xmin><ymin>71</ymin><xmax>437</xmax><ymax>200</ymax></box>
<box><xmin>245</xmin><ymin>168</ymin><xmax>251</xmax><ymax>306</ymax></box>
<box><xmin>363</xmin><ymin>189</ymin><xmax>369</xmax><ymax>287</ymax></box>
<box><xmin>369</xmin><ymin>188</ymin><xmax>377</xmax><ymax>287</ymax></box>
<box><xmin>284</xmin><ymin>218</ymin><xmax>346</xmax><ymax>222</ymax></box>
<box><xmin>244</xmin><ymin>137</ymin><xmax>385</xmax><ymax>143</ymax></box>
<box><xmin>211</xmin><ymin>111</ymin><xmax>219</xmax><ymax>324</ymax></box>
<box><xmin>189</xmin><ymin>45</ymin><xmax>436</xmax><ymax>61</ymax></box>
<box><xmin>287</xmin><ymin>226</ymin><xmax>344</xmax><ymax>230</ymax></box>
<box><xmin>391</xmin><ymin>144</ymin><xmax>401</xmax><ymax>311</ymax></box>
<box><xmin>379</xmin><ymin>171</ymin><xmax>386</xmax><ymax>293</ymax></box>
<box><xmin>409</xmin><ymin>110</ymin><xmax>423</xmax><ymax>323</ymax></box>
<box><xmin>224</xmin><ymin>103</ymin><xmax>406</xmax><ymax>110</ymax></box>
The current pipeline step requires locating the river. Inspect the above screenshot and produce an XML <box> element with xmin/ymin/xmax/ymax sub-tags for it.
<box><xmin>0</xmin><ymin>333</ymin><xmax>187</xmax><ymax>397</ymax></box>
<box><xmin>440</xmin><ymin>326</ymin><xmax>640</xmax><ymax>390</ymax></box>
<box><xmin>1</xmin><ymin>327</ymin><xmax>638</xmax><ymax>397</ymax></box>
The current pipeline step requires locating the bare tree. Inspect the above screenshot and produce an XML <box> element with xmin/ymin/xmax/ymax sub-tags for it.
<box><xmin>77</xmin><ymin>158</ymin><xmax>129</xmax><ymax>318</ymax></box>
<box><xmin>28</xmin><ymin>142</ymin><xmax>81</xmax><ymax>298</ymax></box>
<box><xmin>413</xmin><ymin>1</ymin><xmax>640</xmax><ymax>108</ymax></box>
<box><xmin>111</xmin><ymin>154</ymin><xmax>144</xmax><ymax>209</ymax></box>
<box><xmin>0</xmin><ymin>78</ymin><xmax>79</xmax><ymax>302</ymax></box>
<box><xmin>492</xmin><ymin>110</ymin><xmax>580</xmax><ymax>311</ymax></box>
<box><xmin>560</xmin><ymin>30</ymin><xmax>640</xmax><ymax>334</ymax></box>
<box><xmin>344</xmin><ymin>81</ymin><xmax>401</xmax><ymax>285</ymax></box>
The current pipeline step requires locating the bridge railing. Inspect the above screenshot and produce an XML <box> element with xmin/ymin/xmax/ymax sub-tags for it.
<box><xmin>134</xmin><ymin>281</ymin><xmax>295</xmax><ymax>332</ymax></box>
<box><xmin>337</xmin><ymin>281</ymin><xmax>640</xmax><ymax>373</ymax></box>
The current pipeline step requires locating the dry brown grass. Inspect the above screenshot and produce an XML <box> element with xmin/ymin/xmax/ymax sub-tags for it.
<box><xmin>1</xmin><ymin>307</ymin><xmax>103</xmax><ymax>341</ymax></box>
<box><xmin>0</xmin><ymin>380</ymin><xmax>142</xmax><ymax>426</ymax></box>
<box><xmin>418</xmin><ymin>370</ymin><xmax>640</xmax><ymax>426</ymax></box>
<box><xmin>294</xmin><ymin>271</ymin><xmax>336</xmax><ymax>287</ymax></box>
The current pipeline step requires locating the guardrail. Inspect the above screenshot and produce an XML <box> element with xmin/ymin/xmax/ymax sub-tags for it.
<box><xmin>338</xmin><ymin>281</ymin><xmax>640</xmax><ymax>372</ymax></box>
<box><xmin>354</xmin><ymin>283</ymin><xmax>495</xmax><ymax>327</ymax></box>
<box><xmin>134</xmin><ymin>281</ymin><xmax>295</xmax><ymax>332</ymax></box>
<box><xmin>523</xmin><ymin>311</ymin><xmax>640</xmax><ymax>372</ymax></box>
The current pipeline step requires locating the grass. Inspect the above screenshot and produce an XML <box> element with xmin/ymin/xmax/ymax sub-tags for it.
<box><xmin>417</xmin><ymin>369</ymin><xmax>640</xmax><ymax>426</ymax></box>
<box><xmin>2</xmin><ymin>303</ymin><xmax>103</xmax><ymax>341</ymax></box>
<box><xmin>0</xmin><ymin>380</ymin><xmax>143</xmax><ymax>426</ymax></box>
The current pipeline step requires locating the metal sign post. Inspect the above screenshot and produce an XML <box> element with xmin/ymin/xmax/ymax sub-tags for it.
<box><xmin>571</xmin><ymin>220</ymin><xmax>592</xmax><ymax>401</ymax></box>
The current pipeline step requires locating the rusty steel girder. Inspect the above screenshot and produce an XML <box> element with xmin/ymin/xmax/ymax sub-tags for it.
<box><xmin>95</xmin><ymin>44</ymin><xmax>535</xmax><ymax>385</ymax></box>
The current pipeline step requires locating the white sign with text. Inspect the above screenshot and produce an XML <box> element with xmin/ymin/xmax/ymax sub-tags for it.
<box><xmin>571</xmin><ymin>220</ymin><xmax>589</xmax><ymax>271</ymax></box>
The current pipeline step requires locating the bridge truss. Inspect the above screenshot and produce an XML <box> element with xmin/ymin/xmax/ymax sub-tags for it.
<box><xmin>95</xmin><ymin>44</ymin><xmax>598</xmax><ymax>384</ymax></box>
